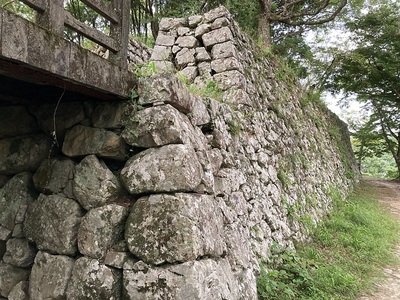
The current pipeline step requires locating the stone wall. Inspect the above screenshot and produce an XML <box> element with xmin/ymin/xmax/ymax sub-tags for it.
<box><xmin>0</xmin><ymin>6</ymin><xmax>358</xmax><ymax>300</ymax></box>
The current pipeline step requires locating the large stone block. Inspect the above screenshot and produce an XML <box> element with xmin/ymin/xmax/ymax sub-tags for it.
<box><xmin>137</xmin><ymin>74</ymin><xmax>194</xmax><ymax>113</ymax></box>
<box><xmin>0</xmin><ymin>135</ymin><xmax>53</xmax><ymax>175</ymax></box>
<box><xmin>62</xmin><ymin>125</ymin><xmax>128</xmax><ymax>160</ymax></box>
<box><xmin>2</xmin><ymin>238</ymin><xmax>36</xmax><ymax>268</ymax></box>
<box><xmin>211</xmin><ymin>57</ymin><xmax>242</xmax><ymax>73</ymax></box>
<box><xmin>0</xmin><ymin>262</ymin><xmax>30</xmax><ymax>298</ymax></box>
<box><xmin>78</xmin><ymin>204</ymin><xmax>129</xmax><ymax>259</ymax></box>
<box><xmin>24</xmin><ymin>194</ymin><xmax>84</xmax><ymax>255</ymax></box>
<box><xmin>125</xmin><ymin>193</ymin><xmax>225</xmax><ymax>265</ymax></box>
<box><xmin>175</xmin><ymin>36</ymin><xmax>199</xmax><ymax>48</ymax></box>
<box><xmin>202</xmin><ymin>27</ymin><xmax>233</xmax><ymax>49</ymax></box>
<box><xmin>33</xmin><ymin>158</ymin><xmax>76</xmax><ymax>194</ymax></box>
<box><xmin>0</xmin><ymin>173</ymin><xmax>36</xmax><ymax>234</ymax></box>
<box><xmin>92</xmin><ymin>102</ymin><xmax>130</xmax><ymax>129</ymax></box>
<box><xmin>73</xmin><ymin>155</ymin><xmax>123</xmax><ymax>210</ymax></box>
<box><xmin>29</xmin><ymin>251</ymin><xmax>75</xmax><ymax>300</ymax></box>
<box><xmin>1</xmin><ymin>10</ymin><xmax>29</xmax><ymax>62</ymax></box>
<box><xmin>66</xmin><ymin>257</ymin><xmax>122</xmax><ymax>300</ymax></box>
<box><xmin>7</xmin><ymin>280</ymin><xmax>29</xmax><ymax>300</ymax></box>
<box><xmin>159</xmin><ymin>18</ymin><xmax>188</xmax><ymax>31</ymax></box>
<box><xmin>123</xmin><ymin>259</ymin><xmax>239</xmax><ymax>300</ymax></box>
<box><xmin>122</xmin><ymin>104</ymin><xmax>204</xmax><ymax>149</ymax></box>
<box><xmin>0</xmin><ymin>106</ymin><xmax>39</xmax><ymax>138</ymax></box>
<box><xmin>121</xmin><ymin>144</ymin><xmax>203</xmax><ymax>195</ymax></box>
<box><xmin>213</xmin><ymin>70</ymin><xmax>246</xmax><ymax>90</ymax></box>
<box><xmin>175</xmin><ymin>48</ymin><xmax>196</xmax><ymax>69</ymax></box>
<box><xmin>211</xmin><ymin>41</ymin><xmax>238</xmax><ymax>59</ymax></box>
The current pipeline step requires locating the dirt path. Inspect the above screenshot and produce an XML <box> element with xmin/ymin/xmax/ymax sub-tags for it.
<box><xmin>358</xmin><ymin>178</ymin><xmax>400</xmax><ymax>300</ymax></box>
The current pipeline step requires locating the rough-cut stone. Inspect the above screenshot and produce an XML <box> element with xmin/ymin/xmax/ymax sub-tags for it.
<box><xmin>175</xmin><ymin>36</ymin><xmax>199</xmax><ymax>48</ymax></box>
<box><xmin>62</xmin><ymin>125</ymin><xmax>128</xmax><ymax>160</ymax></box>
<box><xmin>2</xmin><ymin>238</ymin><xmax>36</xmax><ymax>268</ymax></box>
<box><xmin>92</xmin><ymin>102</ymin><xmax>130</xmax><ymax>129</ymax></box>
<box><xmin>73</xmin><ymin>155</ymin><xmax>123</xmax><ymax>210</ymax></box>
<box><xmin>175</xmin><ymin>48</ymin><xmax>196</xmax><ymax>69</ymax></box>
<box><xmin>211</xmin><ymin>57</ymin><xmax>241</xmax><ymax>73</ymax></box>
<box><xmin>188</xmin><ymin>15</ymin><xmax>202</xmax><ymax>28</ymax></box>
<box><xmin>213</xmin><ymin>70</ymin><xmax>246</xmax><ymax>90</ymax></box>
<box><xmin>195</xmin><ymin>47</ymin><xmax>211</xmax><ymax>62</ymax></box>
<box><xmin>7</xmin><ymin>280</ymin><xmax>28</xmax><ymax>300</ymax></box>
<box><xmin>159</xmin><ymin>18</ymin><xmax>187</xmax><ymax>31</ymax></box>
<box><xmin>66</xmin><ymin>257</ymin><xmax>122</xmax><ymax>300</ymax></box>
<box><xmin>152</xmin><ymin>60</ymin><xmax>175</xmax><ymax>72</ymax></box>
<box><xmin>211</xmin><ymin>17</ymin><xmax>230</xmax><ymax>29</ymax></box>
<box><xmin>122</xmin><ymin>105</ymin><xmax>204</xmax><ymax>149</ymax></box>
<box><xmin>177</xmin><ymin>26</ymin><xmax>191</xmax><ymax>36</ymax></box>
<box><xmin>78</xmin><ymin>204</ymin><xmax>129</xmax><ymax>259</ymax></box>
<box><xmin>121</xmin><ymin>144</ymin><xmax>203</xmax><ymax>195</ymax></box>
<box><xmin>24</xmin><ymin>194</ymin><xmax>84</xmax><ymax>255</ymax></box>
<box><xmin>194</xmin><ymin>23</ymin><xmax>211</xmax><ymax>38</ymax></box>
<box><xmin>0</xmin><ymin>106</ymin><xmax>39</xmax><ymax>138</ymax></box>
<box><xmin>123</xmin><ymin>259</ymin><xmax>240</xmax><ymax>300</ymax></box>
<box><xmin>211</xmin><ymin>41</ymin><xmax>238</xmax><ymax>59</ymax></box>
<box><xmin>0</xmin><ymin>262</ymin><xmax>30</xmax><ymax>298</ymax></box>
<box><xmin>33</xmin><ymin>158</ymin><xmax>76</xmax><ymax>194</ymax></box>
<box><xmin>189</xmin><ymin>96</ymin><xmax>211</xmax><ymax>126</ymax></box>
<box><xmin>0</xmin><ymin>172</ymin><xmax>36</xmax><ymax>233</ymax></box>
<box><xmin>125</xmin><ymin>193</ymin><xmax>225</xmax><ymax>265</ymax></box>
<box><xmin>0</xmin><ymin>135</ymin><xmax>52</xmax><ymax>175</ymax></box>
<box><xmin>202</xmin><ymin>27</ymin><xmax>233</xmax><ymax>48</ymax></box>
<box><xmin>179</xmin><ymin>66</ymin><xmax>198</xmax><ymax>83</ymax></box>
<box><xmin>204</xmin><ymin>6</ymin><xmax>230</xmax><ymax>22</ymax></box>
<box><xmin>150</xmin><ymin>45</ymin><xmax>172</xmax><ymax>61</ymax></box>
<box><xmin>29</xmin><ymin>251</ymin><xmax>74</xmax><ymax>300</ymax></box>
<box><xmin>32</xmin><ymin>102</ymin><xmax>85</xmax><ymax>140</ymax></box>
<box><xmin>138</xmin><ymin>73</ymin><xmax>193</xmax><ymax>113</ymax></box>
<box><xmin>105</xmin><ymin>251</ymin><xmax>133</xmax><ymax>269</ymax></box>
<box><xmin>155</xmin><ymin>34</ymin><xmax>176</xmax><ymax>47</ymax></box>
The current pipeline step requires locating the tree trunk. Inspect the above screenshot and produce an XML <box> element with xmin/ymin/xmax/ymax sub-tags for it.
<box><xmin>258</xmin><ymin>0</ymin><xmax>272</xmax><ymax>48</ymax></box>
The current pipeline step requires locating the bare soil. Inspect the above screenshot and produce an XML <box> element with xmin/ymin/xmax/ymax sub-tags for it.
<box><xmin>358</xmin><ymin>178</ymin><xmax>400</xmax><ymax>300</ymax></box>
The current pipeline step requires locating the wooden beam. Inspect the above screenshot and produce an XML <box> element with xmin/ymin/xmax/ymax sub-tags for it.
<box><xmin>19</xmin><ymin>0</ymin><xmax>45</xmax><ymax>12</ymax></box>
<box><xmin>80</xmin><ymin>0</ymin><xmax>119</xmax><ymax>24</ymax></box>
<box><xmin>64</xmin><ymin>11</ymin><xmax>118</xmax><ymax>53</ymax></box>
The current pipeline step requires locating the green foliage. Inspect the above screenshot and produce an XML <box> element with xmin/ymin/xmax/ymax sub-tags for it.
<box><xmin>134</xmin><ymin>61</ymin><xmax>158</xmax><ymax>77</ymax></box>
<box><xmin>361</xmin><ymin>153</ymin><xmax>399</xmax><ymax>179</ymax></box>
<box><xmin>177</xmin><ymin>74</ymin><xmax>224</xmax><ymax>101</ymax></box>
<box><xmin>257</xmin><ymin>243</ymin><xmax>316</xmax><ymax>300</ymax></box>
<box><xmin>0</xmin><ymin>0</ymin><xmax>35</xmax><ymax>20</ymax></box>
<box><xmin>258</xmin><ymin>181</ymin><xmax>400</xmax><ymax>300</ymax></box>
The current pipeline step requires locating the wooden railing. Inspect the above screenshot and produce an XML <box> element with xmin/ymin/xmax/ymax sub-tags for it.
<box><xmin>19</xmin><ymin>0</ymin><xmax>130</xmax><ymax>69</ymax></box>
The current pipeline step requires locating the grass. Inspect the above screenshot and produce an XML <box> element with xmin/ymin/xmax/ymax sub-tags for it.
<box><xmin>257</xmin><ymin>180</ymin><xmax>400</xmax><ymax>300</ymax></box>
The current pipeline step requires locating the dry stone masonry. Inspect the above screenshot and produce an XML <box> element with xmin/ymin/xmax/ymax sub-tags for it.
<box><xmin>0</xmin><ymin>6</ymin><xmax>358</xmax><ymax>300</ymax></box>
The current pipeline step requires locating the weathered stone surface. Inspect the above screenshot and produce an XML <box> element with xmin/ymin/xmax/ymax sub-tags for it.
<box><xmin>189</xmin><ymin>96</ymin><xmax>211</xmax><ymax>126</ymax></box>
<box><xmin>33</xmin><ymin>158</ymin><xmax>76</xmax><ymax>194</ymax></box>
<box><xmin>24</xmin><ymin>194</ymin><xmax>84</xmax><ymax>255</ymax></box>
<box><xmin>179</xmin><ymin>66</ymin><xmax>198</xmax><ymax>83</ymax></box>
<box><xmin>125</xmin><ymin>193</ymin><xmax>225</xmax><ymax>265</ymax></box>
<box><xmin>195</xmin><ymin>47</ymin><xmax>211</xmax><ymax>62</ymax></box>
<box><xmin>213</xmin><ymin>70</ymin><xmax>246</xmax><ymax>90</ymax></box>
<box><xmin>175</xmin><ymin>48</ymin><xmax>196</xmax><ymax>69</ymax></box>
<box><xmin>66</xmin><ymin>257</ymin><xmax>122</xmax><ymax>300</ymax></box>
<box><xmin>7</xmin><ymin>280</ymin><xmax>28</xmax><ymax>300</ymax></box>
<box><xmin>177</xmin><ymin>26</ymin><xmax>191</xmax><ymax>36</ymax></box>
<box><xmin>155</xmin><ymin>34</ymin><xmax>176</xmax><ymax>47</ymax></box>
<box><xmin>194</xmin><ymin>23</ymin><xmax>211</xmax><ymax>38</ymax></box>
<box><xmin>32</xmin><ymin>102</ymin><xmax>85</xmax><ymax>139</ymax></box>
<box><xmin>150</xmin><ymin>45</ymin><xmax>172</xmax><ymax>61</ymax></box>
<box><xmin>123</xmin><ymin>259</ymin><xmax>239</xmax><ymax>300</ymax></box>
<box><xmin>92</xmin><ymin>102</ymin><xmax>130</xmax><ymax>129</ymax></box>
<box><xmin>0</xmin><ymin>135</ymin><xmax>52</xmax><ymax>175</ymax></box>
<box><xmin>204</xmin><ymin>6</ymin><xmax>230</xmax><ymax>22</ymax></box>
<box><xmin>73</xmin><ymin>155</ymin><xmax>122</xmax><ymax>210</ymax></box>
<box><xmin>78</xmin><ymin>204</ymin><xmax>129</xmax><ymax>259</ymax></box>
<box><xmin>105</xmin><ymin>251</ymin><xmax>134</xmax><ymax>269</ymax></box>
<box><xmin>211</xmin><ymin>57</ymin><xmax>241</xmax><ymax>73</ymax></box>
<box><xmin>62</xmin><ymin>125</ymin><xmax>128</xmax><ymax>160</ymax></box>
<box><xmin>3</xmin><ymin>238</ymin><xmax>36</xmax><ymax>268</ymax></box>
<box><xmin>159</xmin><ymin>18</ymin><xmax>188</xmax><ymax>31</ymax></box>
<box><xmin>175</xmin><ymin>36</ymin><xmax>199</xmax><ymax>48</ymax></box>
<box><xmin>211</xmin><ymin>41</ymin><xmax>237</xmax><ymax>59</ymax></box>
<box><xmin>0</xmin><ymin>172</ymin><xmax>35</xmax><ymax>233</ymax></box>
<box><xmin>0</xmin><ymin>262</ymin><xmax>30</xmax><ymax>298</ymax></box>
<box><xmin>0</xmin><ymin>106</ymin><xmax>39</xmax><ymax>138</ymax></box>
<box><xmin>188</xmin><ymin>15</ymin><xmax>202</xmax><ymax>28</ymax></box>
<box><xmin>152</xmin><ymin>60</ymin><xmax>175</xmax><ymax>72</ymax></box>
<box><xmin>211</xmin><ymin>17</ymin><xmax>230</xmax><ymax>29</ymax></box>
<box><xmin>138</xmin><ymin>73</ymin><xmax>193</xmax><ymax>113</ymax></box>
<box><xmin>122</xmin><ymin>105</ymin><xmax>204</xmax><ymax>149</ymax></box>
<box><xmin>121</xmin><ymin>144</ymin><xmax>203</xmax><ymax>195</ymax></box>
<box><xmin>29</xmin><ymin>251</ymin><xmax>74</xmax><ymax>300</ymax></box>
<box><xmin>202</xmin><ymin>27</ymin><xmax>233</xmax><ymax>49</ymax></box>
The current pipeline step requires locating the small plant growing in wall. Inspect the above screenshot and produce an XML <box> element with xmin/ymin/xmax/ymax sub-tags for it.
<box><xmin>133</xmin><ymin>61</ymin><xmax>158</xmax><ymax>77</ymax></box>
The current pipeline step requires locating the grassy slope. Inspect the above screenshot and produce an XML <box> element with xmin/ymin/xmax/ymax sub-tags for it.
<box><xmin>258</xmin><ymin>181</ymin><xmax>400</xmax><ymax>300</ymax></box>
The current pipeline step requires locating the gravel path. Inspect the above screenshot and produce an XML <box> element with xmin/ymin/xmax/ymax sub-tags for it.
<box><xmin>358</xmin><ymin>178</ymin><xmax>400</xmax><ymax>300</ymax></box>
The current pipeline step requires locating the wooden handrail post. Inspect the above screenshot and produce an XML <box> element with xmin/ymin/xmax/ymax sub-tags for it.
<box><xmin>36</xmin><ymin>0</ymin><xmax>64</xmax><ymax>35</ymax></box>
<box><xmin>109</xmin><ymin>0</ymin><xmax>130</xmax><ymax>69</ymax></box>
